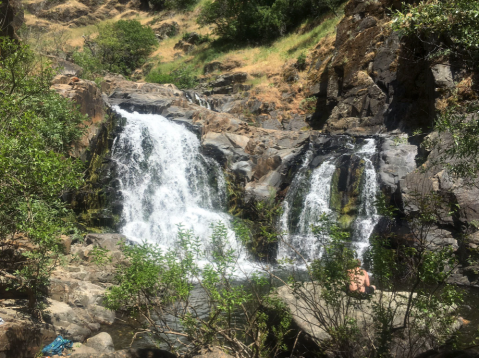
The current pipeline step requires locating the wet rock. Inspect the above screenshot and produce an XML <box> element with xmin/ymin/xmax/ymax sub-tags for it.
<box><xmin>231</xmin><ymin>161</ymin><xmax>254</xmax><ymax>181</ymax></box>
<box><xmin>379</xmin><ymin>136</ymin><xmax>418</xmax><ymax>194</ymax></box>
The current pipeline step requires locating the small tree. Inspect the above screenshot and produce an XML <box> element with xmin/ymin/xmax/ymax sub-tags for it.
<box><xmin>0</xmin><ymin>38</ymin><xmax>86</xmax><ymax>312</ymax></box>
<box><xmin>393</xmin><ymin>0</ymin><xmax>479</xmax><ymax>68</ymax></box>
<box><xmin>73</xmin><ymin>20</ymin><xmax>158</xmax><ymax>77</ymax></box>
<box><xmin>104</xmin><ymin>223</ymin><xmax>292</xmax><ymax>357</ymax></box>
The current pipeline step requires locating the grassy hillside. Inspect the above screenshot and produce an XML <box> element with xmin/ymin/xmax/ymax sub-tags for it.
<box><xmin>21</xmin><ymin>0</ymin><xmax>345</xmax><ymax>117</ymax></box>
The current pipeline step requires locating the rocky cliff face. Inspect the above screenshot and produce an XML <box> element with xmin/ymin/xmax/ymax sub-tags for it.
<box><xmin>307</xmin><ymin>0</ymin><xmax>432</xmax><ymax>135</ymax></box>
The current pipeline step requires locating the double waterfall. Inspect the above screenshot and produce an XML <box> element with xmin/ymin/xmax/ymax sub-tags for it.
<box><xmin>278</xmin><ymin>138</ymin><xmax>380</xmax><ymax>262</ymax></box>
<box><xmin>111</xmin><ymin>108</ymin><xmax>380</xmax><ymax>265</ymax></box>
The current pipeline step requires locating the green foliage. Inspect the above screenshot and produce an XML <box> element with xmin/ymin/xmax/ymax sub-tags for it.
<box><xmin>393</xmin><ymin>0</ymin><xmax>479</xmax><ymax>66</ymax></box>
<box><xmin>105</xmin><ymin>223</ymin><xmax>291</xmax><ymax>357</ymax></box>
<box><xmin>231</xmin><ymin>188</ymin><xmax>283</xmax><ymax>261</ymax></box>
<box><xmin>198</xmin><ymin>0</ymin><xmax>342</xmax><ymax>43</ymax></box>
<box><xmin>425</xmin><ymin>101</ymin><xmax>479</xmax><ymax>182</ymax></box>
<box><xmin>296</xmin><ymin>52</ymin><xmax>307</xmax><ymax>71</ymax></box>
<box><xmin>149</xmin><ymin>0</ymin><xmax>199</xmax><ymax>10</ymax></box>
<box><xmin>0</xmin><ymin>38</ymin><xmax>86</xmax><ymax>310</ymax></box>
<box><xmin>146</xmin><ymin>64</ymin><xmax>199</xmax><ymax>89</ymax></box>
<box><xmin>73</xmin><ymin>20</ymin><xmax>158</xmax><ymax>77</ymax></box>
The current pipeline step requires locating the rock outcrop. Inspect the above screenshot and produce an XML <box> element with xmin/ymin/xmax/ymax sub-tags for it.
<box><xmin>0</xmin><ymin>234</ymin><xmax>124</xmax><ymax>358</ymax></box>
<box><xmin>101</xmin><ymin>74</ymin><xmax>310</xmax><ymax>200</ymax></box>
<box><xmin>276</xmin><ymin>282</ymin><xmax>463</xmax><ymax>357</ymax></box>
<box><xmin>52</xmin><ymin>75</ymin><xmax>106</xmax><ymax>161</ymax></box>
<box><xmin>307</xmin><ymin>0</ymin><xmax>432</xmax><ymax>135</ymax></box>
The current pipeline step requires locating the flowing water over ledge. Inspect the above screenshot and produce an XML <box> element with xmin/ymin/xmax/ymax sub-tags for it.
<box><xmin>111</xmin><ymin>108</ymin><xmax>380</xmax><ymax>268</ymax></box>
<box><xmin>278</xmin><ymin>137</ymin><xmax>380</xmax><ymax>263</ymax></box>
<box><xmin>111</xmin><ymin>107</ymin><xmax>244</xmax><ymax>263</ymax></box>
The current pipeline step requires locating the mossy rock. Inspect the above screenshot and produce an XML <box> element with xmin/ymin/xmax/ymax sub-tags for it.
<box><xmin>338</xmin><ymin>214</ymin><xmax>355</xmax><ymax>230</ymax></box>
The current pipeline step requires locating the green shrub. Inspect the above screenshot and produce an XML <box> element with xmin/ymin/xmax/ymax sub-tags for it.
<box><xmin>146</xmin><ymin>64</ymin><xmax>199</xmax><ymax>89</ymax></box>
<box><xmin>73</xmin><ymin>20</ymin><xmax>158</xmax><ymax>77</ymax></box>
<box><xmin>198</xmin><ymin>0</ymin><xmax>342</xmax><ymax>43</ymax></box>
<box><xmin>393</xmin><ymin>0</ymin><xmax>479</xmax><ymax>67</ymax></box>
<box><xmin>296</xmin><ymin>52</ymin><xmax>307</xmax><ymax>71</ymax></box>
<box><xmin>148</xmin><ymin>0</ymin><xmax>199</xmax><ymax>10</ymax></box>
<box><xmin>0</xmin><ymin>38</ymin><xmax>86</xmax><ymax>311</ymax></box>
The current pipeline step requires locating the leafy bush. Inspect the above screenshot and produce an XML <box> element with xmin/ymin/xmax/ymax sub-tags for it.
<box><xmin>146</xmin><ymin>64</ymin><xmax>199</xmax><ymax>89</ymax></box>
<box><xmin>0</xmin><ymin>38</ymin><xmax>86</xmax><ymax>310</ymax></box>
<box><xmin>393</xmin><ymin>0</ymin><xmax>479</xmax><ymax>67</ymax></box>
<box><xmin>73</xmin><ymin>20</ymin><xmax>158</xmax><ymax>77</ymax></box>
<box><xmin>104</xmin><ymin>223</ymin><xmax>291</xmax><ymax>357</ymax></box>
<box><xmin>296</xmin><ymin>52</ymin><xmax>307</xmax><ymax>71</ymax></box>
<box><xmin>198</xmin><ymin>0</ymin><xmax>342</xmax><ymax>43</ymax></box>
<box><xmin>149</xmin><ymin>0</ymin><xmax>199</xmax><ymax>10</ymax></box>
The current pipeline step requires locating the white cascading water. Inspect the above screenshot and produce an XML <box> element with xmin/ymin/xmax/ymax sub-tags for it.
<box><xmin>111</xmin><ymin>106</ymin><xmax>241</xmax><ymax>260</ymax></box>
<box><xmin>278</xmin><ymin>152</ymin><xmax>336</xmax><ymax>261</ymax></box>
<box><xmin>351</xmin><ymin>138</ymin><xmax>380</xmax><ymax>259</ymax></box>
<box><xmin>279</xmin><ymin>138</ymin><xmax>379</xmax><ymax>263</ymax></box>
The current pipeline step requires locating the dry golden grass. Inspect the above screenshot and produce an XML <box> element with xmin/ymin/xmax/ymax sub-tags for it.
<box><xmin>24</xmin><ymin>0</ymin><xmax>344</xmax><ymax>117</ymax></box>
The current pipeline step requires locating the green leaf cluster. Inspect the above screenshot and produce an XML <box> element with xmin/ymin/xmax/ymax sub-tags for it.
<box><xmin>0</xmin><ymin>38</ymin><xmax>86</xmax><ymax>310</ymax></box>
<box><xmin>146</xmin><ymin>64</ymin><xmax>199</xmax><ymax>89</ymax></box>
<box><xmin>198</xmin><ymin>0</ymin><xmax>342</xmax><ymax>43</ymax></box>
<box><xmin>73</xmin><ymin>20</ymin><xmax>158</xmax><ymax>77</ymax></box>
<box><xmin>393</xmin><ymin>0</ymin><xmax>479</xmax><ymax>66</ymax></box>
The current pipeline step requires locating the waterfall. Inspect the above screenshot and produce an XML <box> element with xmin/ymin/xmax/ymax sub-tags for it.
<box><xmin>279</xmin><ymin>138</ymin><xmax>379</xmax><ymax>263</ymax></box>
<box><xmin>111</xmin><ymin>107</ymin><xmax>239</xmax><ymax>258</ymax></box>
<box><xmin>352</xmin><ymin>138</ymin><xmax>380</xmax><ymax>259</ymax></box>
<box><xmin>184</xmin><ymin>92</ymin><xmax>211</xmax><ymax>110</ymax></box>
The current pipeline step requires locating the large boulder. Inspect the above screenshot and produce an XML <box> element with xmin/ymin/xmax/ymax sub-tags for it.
<box><xmin>84</xmin><ymin>332</ymin><xmax>115</xmax><ymax>353</ymax></box>
<box><xmin>276</xmin><ymin>282</ymin><xmax>463</xmax><ymax>355</ymax></box>
<box><xmin>0</xmin><ymin>305</ymin><xmax>56</xmax><ymax>358</ymax></box>
<box><xmin>379</xmin><ymin>136</ymin><xmax>418</xmax><ymax>195</ymax></box>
